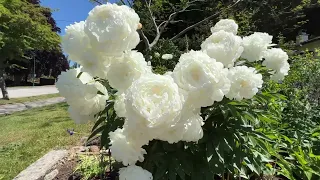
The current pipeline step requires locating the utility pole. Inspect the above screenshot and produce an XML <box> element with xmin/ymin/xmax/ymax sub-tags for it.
<box><xmin>33</xmin><ymin>53</ymin><xmax>35</xmax><ymax>87</ymax></box>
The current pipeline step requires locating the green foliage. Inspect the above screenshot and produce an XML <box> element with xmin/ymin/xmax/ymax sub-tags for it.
<box><xmin>86</xmin><ymin>1</ymin><xmax>320</xmax><ymax>179</ymax></box>
<box><xmin>87</xmin><ymin>51</ymin><xmax>320</xmax><ymax>179</ymax></box>
<box><xmin>75</xmin><ymin>155</ymin><xmax>106</xmax><ymax>180</ymax></box>
<box><xmin>89</xmin><ymin>100</ymin><xmax>124</xmax><ymax>149</ymax></box>
<box><xmin>0</xmin><ymin>0</ymin><xmax>60</xmax><ymax>63</ymax></box>
<box><xmin>150</xmin><ymin>39</ymin><xmax>181</xmax><ymax>71</ymax></box>
<box><xmin>269</xmin><ymin>50</ymin><xmax>320</xmax><ymax>179</ymax></box>
<box><xmin>0</xmin><ymin>103</ymin><xmax>92</xmax><ymax>180</ymax></box>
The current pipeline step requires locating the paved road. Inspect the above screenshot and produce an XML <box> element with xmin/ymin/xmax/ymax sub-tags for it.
<box><xmin>6</xmin><ymin>85</ymin><xmax>59</xmax><ymax>98</ymax></box>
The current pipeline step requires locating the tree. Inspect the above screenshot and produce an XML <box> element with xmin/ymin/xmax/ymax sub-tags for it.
<box><xmin>0</xmin><ymin>0</ymin><xmax>60</xmax><ymax>99</ymax></box>
<box><xmin>4</xmin><ymin>0</ymin><xmax>67</xmax><ymax>86</ymax></box>
<box><xmin>90</xmin><ymin>0</ymin><xmax>320</xmax><ymax>51</ymax></box>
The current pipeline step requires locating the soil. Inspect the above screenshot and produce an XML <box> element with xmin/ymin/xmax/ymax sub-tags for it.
<box><xmin>53</xmin><ymin>146</ymin><xmax>118</xmax><ymax>180</ymax></box>
<box><xmin>53</xmin><ymin>158</ymin><xmax>79</xmax><ymax>180</ymax></box>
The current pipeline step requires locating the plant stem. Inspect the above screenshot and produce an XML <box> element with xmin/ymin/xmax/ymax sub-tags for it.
<box><xmin>100</xmin><ymin>153</ymin><xmax>104</xmax><ymax>179</ymax></box>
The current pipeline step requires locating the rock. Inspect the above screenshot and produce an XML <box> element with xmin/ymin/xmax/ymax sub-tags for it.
<box><xmin>79</xmin><ymin>146</ymin><xmax>87</xmax><ymax>152</ymax></box>
<box><xmin>89</xmin><ymin>145</ymin><xmax>100</xmax><ymax>153</ymax></box>
<box><xmin>13</xmin><ymin>150</ymin><xmax>68</xmax><ymax>180</ymax></box>
<box><xmin>44</xmin><ymin>169</ymin><xmax>59</xmax><ymax>180</ymax></box>
<box><xmin>80</xmin><ymin>136</ymin><xmax>88</xmax><ymax>145</ymax></box>
<box><xmin>86</xmin><ymin>136</ymin><xmax>101</xmax><ymax>146</ymax></box>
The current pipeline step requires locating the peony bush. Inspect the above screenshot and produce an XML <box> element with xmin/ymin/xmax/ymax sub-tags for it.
<box><xmin>57</xmin><ymin>3</ymin><xmax>292</xmax><ymax>179</ymax></box>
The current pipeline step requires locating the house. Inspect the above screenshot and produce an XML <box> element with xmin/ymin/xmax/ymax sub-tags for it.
<box><xmin>296</xmin><ymin>32</ymin><xmax>320</xmax><ymax>55</ymax></box>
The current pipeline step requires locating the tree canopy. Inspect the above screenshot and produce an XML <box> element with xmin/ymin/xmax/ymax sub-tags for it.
<box><xmin>0</xmin><ymin>0</ymin><xmax>60</xmax><ymax>62</ymax></box>
<box><xmin>0</xmin><ymin>0</ymin><xmax>62</xmax><ymax>99</ymax></box>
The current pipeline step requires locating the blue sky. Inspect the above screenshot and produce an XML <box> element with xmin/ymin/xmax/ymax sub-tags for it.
<box><xmin>41</xmin><ymin>0</ymin><xmax>116</xmax><ymax>35</ymax></box>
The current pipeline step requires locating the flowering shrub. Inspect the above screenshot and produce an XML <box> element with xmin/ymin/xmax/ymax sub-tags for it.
<box><xmin>57</xmin><ymin>3</ymin><xmax>293</xmax><ymax>179</ymax></box>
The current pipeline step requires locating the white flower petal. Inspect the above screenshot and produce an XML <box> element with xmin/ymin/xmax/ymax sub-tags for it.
<box><xmin>226</xmin><ymin>66</ymin><xmax>263</xmax><ymax>100</ymax></box>
<box><xmin>119</xmin><ymin>165</ymin><xmax>153</xmax><ymax>180</ymax></box>
<box><xmin>107</xmin><ymin>51</ymin><xmax>151</xmax><ymax>91</ymax></box>
<box><xmin>201</xmin><ymin>30</ymin><xmax>243</xmax><ymax>67</ymax></box>
<box><xmin>109</xmin><ymin>128</ymin><xmax>147</xmax><ymax>166</ymax></box>
<box><xmin>211</xmin><ymin>19</ymin><xmax>238</xmax><ymax>35</ymax></box>
<box><xmin>241</xmin><ymin>32</ymin><xmax>273</xmax><ymax>62</ymax></box>
<box><xmin>84</xmin><ymin>3</ymin><xmax>140</xmax><ymax>55</ymax></box>
<box><xmin>173</xmin><ymin>50</ymin><xmax>230</xmax><ymax>108</ymax></box>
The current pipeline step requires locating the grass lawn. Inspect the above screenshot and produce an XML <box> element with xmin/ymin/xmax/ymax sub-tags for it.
<box><xmin>0</xmin><ymin>103</ymin><xmax>92</xmax><ymax>180</ymax></box>
<box><xmin>0</xmin><ymin>93</ymin><xmax>61</xmax><ymax>105</ymax></box>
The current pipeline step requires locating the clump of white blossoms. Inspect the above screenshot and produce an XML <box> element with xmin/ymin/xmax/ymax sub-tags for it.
<box><xmin>241</xmin><ymin>32</ymin><xmax>273</xmax><ymax>62</ymax></box>
<box><xmin>57</xmin><ymin>3</ymin><xmax>290</xmax><ymax>179</ymax></box>
<box><xmin>172</xmin><ymin>50</ymin><xmax>230</xmax><ymax>108</ymax></box>
<box><xmin>226</xmin><ymin>66</ymin><xmax>263</xmax><ymax>101</ymax></box>
<box><xmin>107</xmin><ymin>51</ymin><xmax>152</xmax><ymax>91</ymax></box>
<box><xmin>162</xmin><ymin>54</ymin><xmax>173</xmax><ymax>60</ymax></box>
<box><xmin>109</xmin><ymin>128</ymin><xmax>147</xmax><ymax>166</ymax></box>
<box><xmin>56</xmin><ymin>68</ymin><xmax>108</xmax><ymax>118</ymax></box>
<box><xmin>211</xmin><ymin>19</ymin><xmax>238</xmax><ymax>35</ymax></box>
<box><xmin>263</xmin><ymin>48</ymin><xmax>290</xmax><ymax>81</ymax></box>
<box><xmin>119</xmin><ymin>165</ymin><xmax>153</xmax><ymax>180</ymax></box>
<box><xmin>201</xmin><ymin>30</ymin><xmax>243</xmax><ymax>67</ymax></box>
<box><xmin>84</xmin><ymin>3</ymin><xmax>140</xmax><ymax>55</ymax></box>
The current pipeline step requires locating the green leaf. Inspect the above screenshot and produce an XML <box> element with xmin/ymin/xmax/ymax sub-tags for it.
<box><xmin>100</xmin><ymin>127</ymin><xmax>110</xmax><ymax>149</ymax></box>
<box><xmin>88</xmin><ymin>125</ymin><xmax>106</xmax><ymax>142</ymax></box>
<box><xmin>154</xmin><ymin>162</ymin><xmax>167</xmax><ymax>180</ymax></box>
<box><xmin>178</xmin><ymin>153</ymin><xmax>192</xmax><ymax>175</ymax></box>
<box><xmin>91</xmin><ymin>116</ymin><xmax>106</xmax><ymax>132</ymax></box>
<box><xmin>168</xmin><ymin>163</ymin><xmax>176</xmax><ymax>180</ymax></box>
<box><xmin>177</xmin><ymin>165</ymin><xmax>185</xmax><ymax>180</ymax></box>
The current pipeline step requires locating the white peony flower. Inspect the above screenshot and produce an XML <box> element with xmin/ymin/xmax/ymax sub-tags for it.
<box><xmin>56</xmin><ymin>69</ymin><xmax>109</xmax><ymax>116</ymax></box>
<box><xmin>211</xmin><ymin>19</ymin><xmax>238</xmax><ymax>35</ymax></box>
<box><xmin>180</xmin><ymin>109</ymin><xmax>204</xmax><ymax>142</ymax></box>
<box><xmin>78</xmin><ymin>50</ymin><xmax>111</xmax><ymax>79</ymax></box>
<box><xmin>172</xmin><ymin>50</ymin><xmax>230</xmax><ymax>108</ymax></box>
<box><xmin>241</xmin><ymin>32</ymin><xmax>273</xmax><ymax>62</ymax></box>
<box><xmin>262</xmin><ymin>48</ymin><xmax>290</xmax><ymax>81</ymax></box>
<box><xmin>56</xmin><ymin>69</ymin><xmax>85</xmax><ymax>99</ymax></box>
<box><xmin>109</xmin><ymin>128</ymin><xmax>147</xmax><ymax>166</ymax></box>
<box><xmin>62</xmin><ymin>21</ymin><xmax>90</xmax><ymax>62</ymax></box>
<box><xmin>201</xmin><ymin>30</ymin><xmax>243</xmax><ymax>67</ymax></box>
<box><xmin>119</xmin><ymin>165</ymin><xmax>153</xmax><ymax>180</ymax></box>
<box><xmin>122</xmin><ymin>120</ymin><xmax>153</xmax><ymax>147</ymax></box>
<box><xmin>226</xmin><ymin>66</ymin><xmax>263</xmax><ymax>100</ymax></box>
<box><xmin>125</xmin><ymin>74</ymin><xmax>183</xmax><ymax>134</ymax></box>
<box><xmin>62</xmin><ymin>21</ymin><xmax>111</xmax><ymax>79</ymax></box>
<box><xmin>271</xmin><ymin>70</ymin><xmax>288</xmax><ymax>81</ymax></box>
<box><xmin>114</xmin><ymin>92</ymin><xmax>126</xmax><ymax>118</ymax></box>
<box><xmin>157</xmin><ymin>107</ymin><xmax>204</xmax><ymax>143</ymax></box>
<box><xmin>84</xmin><ymin>3</ymin><xmax>140</xmax><ymax>55</ymax></box>
<box><xmin>164</xmin><ymin>71</ymin><xmax>173</xmax><ymax>77</ymax></box>
<box><xmin>68</xmin><ymin>107</ymin><xmax>94</xmax><ymax>124</ymax></box>
<box><xmin>162</xmin><ymin>54</ymin><xmax>173</xmax><ymax>60</ymax></box>
<box><xmin>107</xmin><ymin>51</ymin><xmax>152</xmax><ymax>91</ymax></box>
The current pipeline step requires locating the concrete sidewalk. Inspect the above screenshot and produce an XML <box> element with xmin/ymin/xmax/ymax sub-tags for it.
<box><xmin>7</xmin><ymin>86</ymin><xmax>59</xmax><ymax>98</ymax></box>
<box><xmin>0</xmin><ymin>97</ymin><xmax>66</xmax><ymax>115</ymax></box>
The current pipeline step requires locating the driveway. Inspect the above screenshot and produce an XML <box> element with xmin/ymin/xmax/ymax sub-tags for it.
<box><xmin>6</xmin><ymin>85</ymin><xmax>59</xmax><ymax>98</ymax></box>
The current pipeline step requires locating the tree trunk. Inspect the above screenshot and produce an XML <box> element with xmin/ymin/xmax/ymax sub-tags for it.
<box><xmin>0</xmin><ymin>69</ymin><xmax>9</xmax><ymax>100</ymax></box>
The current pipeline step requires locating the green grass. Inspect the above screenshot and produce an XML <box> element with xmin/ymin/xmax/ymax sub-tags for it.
<box><xmin>0</xmin><ymin>93</ymin><xmax>61</xmax><ymax>105</ymax></box>
<box><xmin>0</xmin><ymin>103</ymin><xmax>92</xmax><ymax>180</ymax></box>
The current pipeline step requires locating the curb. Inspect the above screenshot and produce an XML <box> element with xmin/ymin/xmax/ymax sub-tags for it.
<box><xmin>13</xmin><ymin>150</ymin><xmax>68</xmax><ymax>180</ymax></box>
